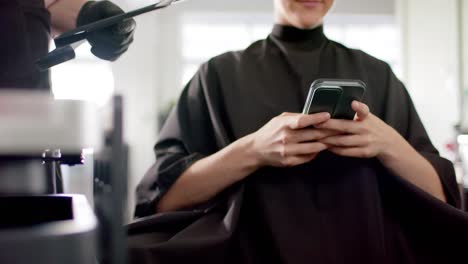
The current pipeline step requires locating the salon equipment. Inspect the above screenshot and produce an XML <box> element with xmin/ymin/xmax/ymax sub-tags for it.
<box><xmin>0</xmin><ymin>91</ymin><xmax>128</xmax><ymax>264</ymax></box>
<box><xmin>36</xmin><ymin>0</ymin><xmax>187</xmax><ymax>70</ymax></box>
<box><xmin>0</xmin><ymin>195</ymin><xmax>97</xmax><ymax>264</ymax></box>
<box><xmin>0</xmin><ymin>91</ymin><xmax>101</xmax><ymax>263</ymax></box>
<box><xmin>0</xmin><ymin>90</ymin><xmax>101</xmax><ymax>195</ymax></box>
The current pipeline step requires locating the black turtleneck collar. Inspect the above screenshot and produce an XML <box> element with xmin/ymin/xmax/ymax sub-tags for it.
<box><xmin>271</xmin><ymin>24</ymin><xmax>327</xmax><ymax>50</ymax></box>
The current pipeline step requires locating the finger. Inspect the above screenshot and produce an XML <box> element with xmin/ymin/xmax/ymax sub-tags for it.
<box><xmin>112</xmin><ymin>19</ymin><xmax>136</xmax><ymax>35</ymax></box>
<box><xmin>287</xmin><ymin>112</ymin><xmax>330</xmax><ymax>130</ymax></box>
<box><xmin>97</xmin><ymin>0</ymin><xmax>125</xmax><ymax>17</ymax></box>
<box><xmin>281</xmin><ymin>154</ymin><xmax>319</xmax><ymax>167</ymax></box>
<box><xmin>114</xmin><ymin>30</ymin><xmax>135</xmax><ymax>46</ymax></box>
<box><xmin>280</xmin><ymin>112</ymin><xmax>296</xmax><ymax>117</ymax></box>
<box><xmin>328</xmin><ymin>147</ymin><xmax>374</xmax><ymax>158</ymax></box>
<box><xmin>319</xmin><ymin>135</ymin><xmax>369</xmax><ymax>147</ymax></box>
<box><xmin>282</xmin><ymin>142</ymin><xmax>328</xmax><ymax>156</ymax></box>
<box><xmin>352</xmin><ymin>101</ymin><xmax>370</xmax><ymax>120</ymax></box>
<box><xmin>292</xmin><ymin>128</ymin><xmax>342</xmax><ymax>142</ymax></box>
<box><xmin>89</xmin><ymin>30</ymin><xmax>134</xmax><ymax>50</ymax></box>
<box><xmin>315</xmin><ymin>119</ymin><xmax>363</xmax><ymax>134</ymax></box>
<box><xmin>91</xmin><ymin>45</ymin><xmax>129</xmax><ymax>61</ymax></box>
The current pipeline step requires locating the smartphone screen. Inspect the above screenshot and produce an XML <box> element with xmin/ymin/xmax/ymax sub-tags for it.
<box><xmin>304</xmin><ymin>87</ymin><xmax>342</xmax><ymax>116</ymax></box>
<box><xmin>303</xmin><ymin>79</ymin><xmax>366</xmax><ymax>120</ymax></box>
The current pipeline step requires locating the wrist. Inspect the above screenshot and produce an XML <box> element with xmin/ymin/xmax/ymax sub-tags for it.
<box><xmin>49</xmin><ymin>0</ymin><xmax>89</xmax><ymax>33</ymax></box>
<box><xmin>377</xmin><ymin>132</ymin><xmax>410</xmax><ymax>164</ymax></box>
<box><xmin>76</xmin><ymin>1</ymin><xmax>96</xmax><ymax>27</ymax></box>
<box><xmin>233</xmin><ymin>134</ymin><xmax>263</xmax><ymax>173</ymax></box>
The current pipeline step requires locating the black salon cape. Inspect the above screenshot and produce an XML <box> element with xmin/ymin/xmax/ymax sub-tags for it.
<box><xmin>130</xmin><ymin>25</ymin><xmax>468</xmax><ymax>264</ymax></box>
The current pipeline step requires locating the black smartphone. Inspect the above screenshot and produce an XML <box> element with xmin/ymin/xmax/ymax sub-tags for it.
<box><xmin>302</xmin><ymin>79</ymin><xmax>366</xmax><ymax>120</ymax></box>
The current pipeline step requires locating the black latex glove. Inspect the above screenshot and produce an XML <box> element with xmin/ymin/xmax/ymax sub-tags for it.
<box><xmin>77</xmin><ymin>0</ymin><xmax>136</xmax><ymax>61</ymax></box>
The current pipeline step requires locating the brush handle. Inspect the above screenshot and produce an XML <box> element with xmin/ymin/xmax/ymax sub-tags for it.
<box><xmin>36</xmin><ymin>45</ymin><xmax>76</xmax><ymax>71</ymax></box>
<box><xmin>54</xmin><ymin>0</ymin><xmax>175</xmax><ymax>47</ymax></box>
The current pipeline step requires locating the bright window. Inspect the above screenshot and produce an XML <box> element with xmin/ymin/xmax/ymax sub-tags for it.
<box><xmin>50</xmin><ymin>42</ymin><xmax>115</xmax><ymax>106</ymax></box>
<box><xmin>180</xmin><ymin>13</ymin><xmax>402</xmax><ymax>86</ymax></box>
<box><xmin>324</xmin><ymin>14</ymin><xmax>402</xmax><ymax>78</ymax></box>
<box><xmin>180</xmin><ymin>13</ymin><xmax>271</xmax><ymax>86</ymax></box>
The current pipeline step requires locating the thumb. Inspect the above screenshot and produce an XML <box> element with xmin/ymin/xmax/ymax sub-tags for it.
<box><xmin>352</xmin><ymin>101</ymin><xmax>369</xmax><ymax>120</ymax></box>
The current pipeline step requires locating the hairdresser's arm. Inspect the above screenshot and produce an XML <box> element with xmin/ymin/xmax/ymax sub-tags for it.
<box><xmin>48</xmin><ymin>0</ymin><xmax>87</xmax><ymax>34</ymax></box>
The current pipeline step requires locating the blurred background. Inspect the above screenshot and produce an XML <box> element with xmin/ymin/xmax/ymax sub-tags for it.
<box><xmin>49</xmin><ymin>0</ymin><xmax>468</xmax><ymax>219</ymax></box>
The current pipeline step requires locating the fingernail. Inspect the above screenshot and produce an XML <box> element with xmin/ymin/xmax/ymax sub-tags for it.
<box><xmin>324</xmin><ymin>113</ymin><xmax>331</xmax><ymax>119</ymax></box>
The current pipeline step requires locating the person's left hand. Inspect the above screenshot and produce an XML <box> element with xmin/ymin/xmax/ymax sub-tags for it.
<box><xmin>315</xmin><ymin>101</ymin><xmax>403</xmax><ymax>159</ymax></box>
<box><xmin>77</xmin><ymin>1</ymin><xmax>136</xmax><ymax>61</ymax></box>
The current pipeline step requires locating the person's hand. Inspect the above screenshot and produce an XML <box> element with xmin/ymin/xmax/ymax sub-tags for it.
<box><xmin>76</xmin><ymin>1</ymin><xmax>136</xmax><ymax>61</ymax></box>
<box><xmin>316</xmin><ymin>101</ymin><xmax>403</xmax><ymax>160</ymax></box>
<box><xmin>247</xmin><ymin>112</ymin><xmax>339</xmax><ymax>168</ymax></box>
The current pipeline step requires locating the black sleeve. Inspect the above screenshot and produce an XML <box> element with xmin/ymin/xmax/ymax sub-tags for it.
<box><xmin>381</xmin><ymin>65</ymin><xmax>461</xmax><ymax>208</ymax></box>
<box><xmin>134</xmin><ymin>62</ymin><xmax>227</xmax><ymax>218</ymax></box>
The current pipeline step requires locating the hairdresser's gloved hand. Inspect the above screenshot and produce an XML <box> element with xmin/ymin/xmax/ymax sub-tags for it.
<box><xmin>77</xmin><ymin>0</ymin><xmax>136</xmax><ymax>61</ymax></box>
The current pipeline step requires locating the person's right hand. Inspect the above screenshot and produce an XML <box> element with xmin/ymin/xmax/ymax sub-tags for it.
<box><xmin>76</xmin><ymin>1</ymin><xmax>136</xmax><ymax>61</ymax></box>
<box><xmin>247</xmin><ymin>112</ymin><xmax>338</xmax><ymax>168</ymax></box>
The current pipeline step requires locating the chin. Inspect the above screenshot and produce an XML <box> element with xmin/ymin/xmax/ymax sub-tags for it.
<box><xmin>293</xmin><ymin>16</ymin><xmax>323</xmax><ymax>29</ymax></box>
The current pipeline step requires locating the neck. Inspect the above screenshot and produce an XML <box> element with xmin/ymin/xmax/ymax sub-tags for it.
<box><xmin>275</xmin><ymin>21</ymin><xmax>323</xmax><ymax>30</ymax></box>
<box><xmin>274</xmin><ymin>12</ymin><xmax>323</xmax><ymax>29</ymax></box>
<box><xmin>270</xmin><ymin>23</ymin><xmax>327</xmax><ymax>50</ymax></box>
